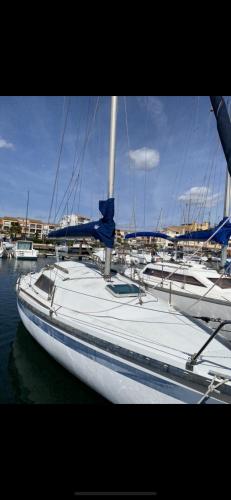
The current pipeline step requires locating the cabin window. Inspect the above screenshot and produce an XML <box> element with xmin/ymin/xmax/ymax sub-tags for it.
<box><xmin>35</xmin><ymin>274</ymin><xmax>54</xmax><ymax>294</ymax></box>
<box><xmin>143</xmin><ymin>268</ymin><xmax>205</xmax><ymax>286</ymax></box>
<box><xmin>106</xmin><ymin>283</ymin><xmax>144</xmax><ymax>297</ymax></box>
<box><xmin>17</xmin><ymin>241</ymin><xmax>32</xmax><ymax>250</ymax></box>
<box><xmin>209</xmin><ymin>278</ymin><xmax>231</xmax><ymax>289</ymax></box>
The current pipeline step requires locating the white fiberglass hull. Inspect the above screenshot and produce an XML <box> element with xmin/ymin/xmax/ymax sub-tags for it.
<box><xmin>3</xmin><ymin>242</ymin><xmax>14</xmax><ymax>250</ymax></box>
<box><xmin>17</xmin><ymin>298</ymin><xmax>222</xmax><ymax>404</ymax></box>
<box><xmin>148</xmin><ymin>285</ymin><xmax>231</xmax><ymax>323</ymax></box>
<box><xmin>14</xmin><ymin>250</ymin><xmax>38</xmax><ymax>260</ymax></box>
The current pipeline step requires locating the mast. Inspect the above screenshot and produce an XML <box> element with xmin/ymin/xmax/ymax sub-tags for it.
<box><xmin>104</xmin><ymin>96</ymin><xmax>118</xmax><ymax>278</ymax></box>
<box><xmin>25</xmin><ymin>190</ymin><xmax>30</xmax><ymax>239</ymax></box>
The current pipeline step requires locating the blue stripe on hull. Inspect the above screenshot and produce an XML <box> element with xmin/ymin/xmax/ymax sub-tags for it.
<box><xmin>18</xmin><ymin>298</ymin><xmax>222</xmax><ymax>404</ymax></box>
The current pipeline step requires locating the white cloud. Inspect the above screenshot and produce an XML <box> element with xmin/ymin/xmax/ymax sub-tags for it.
<box><xmin>178</xmin><ymin>186</ymin><xmax>222</xmax><ymax>208</ymax></box>
<box><xmin>128</xmin><ymin>147</ymin><xmax>160</xmax><ymax>170</ymax></box>
<box><xmin>0</xmin><ymin>137</ymin><xmax>14</xmax><ymax>150</ymax></box>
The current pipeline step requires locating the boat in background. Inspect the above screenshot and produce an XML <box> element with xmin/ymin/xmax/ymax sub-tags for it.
<box><xmin>0</xmin><ymin>242</ymin><xmax>6</xmax><ymax>258</ymax></box>
<box><xmin>11</xmin><ymin>191</ymin><xmax>38</xmax><ymax>260</ymax></box>
<box><xmin>56</xmin><ymin>242</ymin><xmax>93</xmax><ymax>255</ymax></box>
<box><xmin>55</xmin><ymin>243</ymin><xmax>69</xmax><ymax>253</ymax></box>
<box><xmin>13</xmin><ymin>240</ymin><xmax>38</xmax><ymax>260</ymax></box>
<box><xmin>2</xmin><ymin>240</ymin><xmax>14</xmax><ymax>250</ymax></box>
<box><xmin>125</xmin><ymin>249</ymin><xmax>152</xmax><ymax>265</ymax></box>
<box><xmin>126</xmin><ymin>261</ymin><xmax>231</xmax><ymax>325</ymax></box>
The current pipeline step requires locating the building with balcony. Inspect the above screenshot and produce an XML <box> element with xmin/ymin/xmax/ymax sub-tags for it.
<box><xmin>58</xmin><ymin>213</ymin><xmax>91</xmax><ymax>228</ymax></box>
<box><xmin>0</xmin><ymin>215</ymin><xmax>58</xmax><ymax>239</ymax></box>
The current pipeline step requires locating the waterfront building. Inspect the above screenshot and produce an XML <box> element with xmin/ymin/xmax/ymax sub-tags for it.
<box><xmin>0</xmin><ymin>216</ymin><xmax>58</xmax><ymax>239</ymax></box>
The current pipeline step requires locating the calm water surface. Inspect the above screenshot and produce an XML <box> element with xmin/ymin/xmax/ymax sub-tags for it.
<box><xmin>0</xmin><ymin>257</ymin><xmax>108</xmax><ymax>404</ymax></box>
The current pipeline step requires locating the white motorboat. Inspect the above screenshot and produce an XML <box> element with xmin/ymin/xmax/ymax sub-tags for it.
<box><xmin>16</xmin><ymin>96</ymin><xmax>231</xmax><ymax>404</ymax></box>
<box><xmin>13</xmin><ymin>240</ymin><xmax>38</xmax><ymax>260</ymax></box>
<box><xmin>125</xmin><ymin>250</ymin><xmax>152</xmax><ymax>266</ymax></box>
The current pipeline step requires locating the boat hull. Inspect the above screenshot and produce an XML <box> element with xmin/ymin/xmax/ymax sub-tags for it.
<box><xmin>146</xmin><ymin>284</ymin><xmax>231</xmax><ymax>324</ymax></box>
<box><xmin>17</xmin><ymin>297</ymin><xmax>221</xmax><ymax>404</ymax></box>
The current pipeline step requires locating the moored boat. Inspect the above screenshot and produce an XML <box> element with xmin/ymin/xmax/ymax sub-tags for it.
<box><xmin>16</xmin><ymin>95</ymin><xmax>231</xmax><ymax>404</ymax></box>
<box><xmin>13</xmin><ymin>240</ymin><xmax>38</xmax><ymax>260</ymax></box>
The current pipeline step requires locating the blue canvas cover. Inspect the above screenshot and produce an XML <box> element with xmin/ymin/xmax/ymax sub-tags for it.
<box><xmin>125</xmin><ymin>231</ymin><xmax>172</xmax><ymax>240</ymax></box>
<box><xmin>210</xmin><ymin>96</ymin><xmax>231</xmax><ymax>176</ymax></box>
<box><xmin>48</xmin><ymin>198</ymin><xmax>115</xmax><ymax>249</ymax></box>
<box><xmin>174</xmin><ymin>217</ymin><xmax>231</xmax><ymax>246</ymax></box>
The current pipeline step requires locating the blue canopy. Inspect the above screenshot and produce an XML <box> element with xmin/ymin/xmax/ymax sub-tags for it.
<box><xmin>174</xmin><ymin>217</ymin><xmax>231</xmax><ymax>246</ymax></box>
<box><xmin>210</xmin><ymin>96</ymin><xmax>231</xmax><ymax>176</ymax></box>
<box><xmin>48</xmin><ymin>198</ymin><xmax>115</xmax><ymax>249</ymax></box>
<box><xmin>125</xmin><ymin>231</ymin><xmax>172</xmax><ymax>240</ymax></box>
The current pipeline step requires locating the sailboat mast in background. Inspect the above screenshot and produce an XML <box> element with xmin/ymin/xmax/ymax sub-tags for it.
<box><xmin>25</xmin><ymin>190</ymin><xmax>30</xmax><ymax>239</ymax></box>
<box><xmin>104</xmin><ymin>96</ymin><xmax>118</xmax><ymax>278</ymax></box>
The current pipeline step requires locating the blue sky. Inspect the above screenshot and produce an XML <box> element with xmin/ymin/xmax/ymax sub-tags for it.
<box><xmin>0</xmin><ymin>95</ymin><xmax>230</xmax><ymax>229</ymax></box>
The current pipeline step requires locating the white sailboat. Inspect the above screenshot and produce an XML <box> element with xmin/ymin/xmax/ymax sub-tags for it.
<box><xmin>16</xmin><ymin>96</ymin><xmax>231</xmax><ymax>404</ymax></box>
<box><xmin>127</xmin><ymin>260</ymin><xmax>231</xmax><ymax>324</ymax></box>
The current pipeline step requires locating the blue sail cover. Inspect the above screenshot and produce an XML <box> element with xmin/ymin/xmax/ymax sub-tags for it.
<box><xmin>48</xmin><ymin>198</ymin><xmax>115</xmax><ymax>249</ymax></box>
<box><xmin>125</xmin><ymin>231</ymin><xmax>172</xmax><ymax>240</ymax></box>
<box><xmin>174</xmin><ymin>217</ymin><xmax>231</xmax><ymax>246</ymax></box>
<box><xmin>210</xmin><ymin>96</ymin><xmax>231</xmax><ymax>176</ymax></box>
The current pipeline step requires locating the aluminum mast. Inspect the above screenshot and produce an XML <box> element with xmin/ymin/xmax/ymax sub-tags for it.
<box><xmin>104</xmin><ymin>96</ymin><xmax>118</xmax><ymax>278</ymax></box>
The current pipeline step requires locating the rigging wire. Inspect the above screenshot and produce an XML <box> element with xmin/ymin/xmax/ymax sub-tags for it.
<box><xmin>76</xmin><ymin>96</ymin><xmax>101</xmax><ymax>215</ymax></box>
<box><xmin>124</xmin><ymin>96</ymin><xmax>137</xmax><ymax>232</ymax></box>
<box><xmin>198</xmin><ymin>99</ymin><xmax>231</xmax><ymax>224</ymax></box>
<box><xmin>165</xmin><ymin>96</ymin><xmax>197</xmax><ymax>227</ymax></box>
<box><xmin>143</xmin><ymin>96</ymin><xmax>149</xmax><ymax>228</ymax></box>
<box><xmin>199</xmin><ymin>140</ymin><xmax>220</xmax><ymax>224</ymax></box>
<box><xmin>57</xmin><ymin>96</ymin><xmax>92</xmax><ymax>224</ymax></box>
<box><xmin>54</xmin><ymin>98</ymin><xmax>85</xmax><ymax>222</ymax></box>
<box><xmin>48</xmin><ymin>96</ymin><xmax>71</xmax><ymax>224</ymax></box>
<box><xmin>55</xmin><ymin>96</ymin><xmax>100</xmax><ymax>229</ymax></box>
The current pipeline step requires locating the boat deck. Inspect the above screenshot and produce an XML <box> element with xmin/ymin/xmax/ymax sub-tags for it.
<box><xmin>18</xmin><ymin>261</ymin><xmax>231</xmax><ymax>387</ymax></box>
